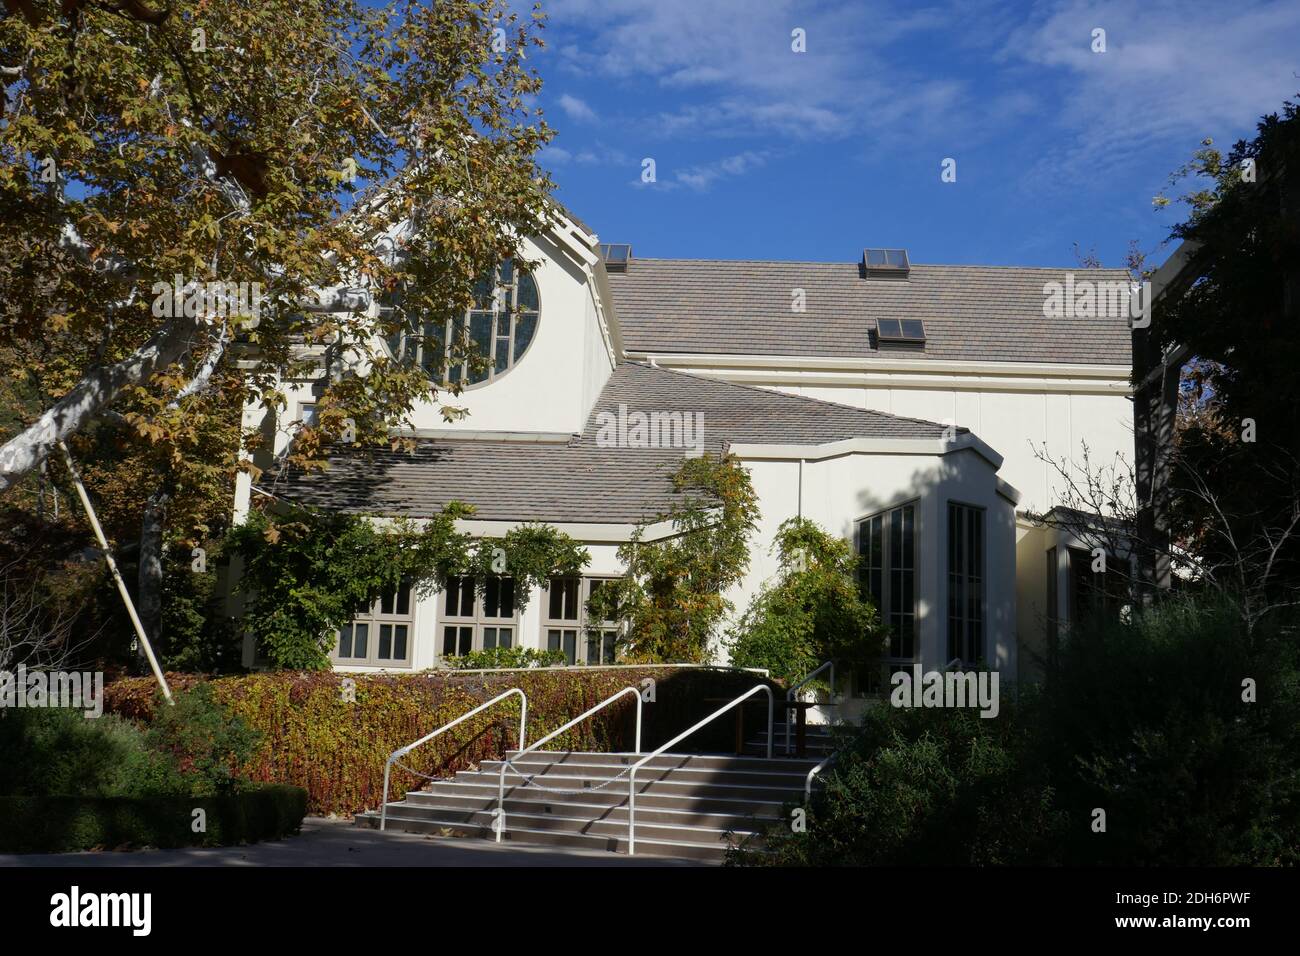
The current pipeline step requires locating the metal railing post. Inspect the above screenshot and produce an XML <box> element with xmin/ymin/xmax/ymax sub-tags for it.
<box><xmin>785</xmin><ymin>660</ymin><xmax>834</xmax><ymax>755</ymax></box>
<box><xmin>496</xmin><ymin>686</ymin><xmax>643</xmax><ymax>843</ymax></box>
<box><xmin>627</xmin><ymin>683</ymin><xmax>774</xmax><ymax>855</ymax></box>
<box><xmin>379</xmin><ymin>687</ymin><xmax>527</xmax><ymax>833</ymax></box>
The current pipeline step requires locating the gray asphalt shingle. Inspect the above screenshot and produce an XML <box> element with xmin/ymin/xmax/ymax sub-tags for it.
<box><xmin>607</xmin><ymin>258</ymin><xmax>1134</xmax><ymax>366</ymax></box>
<box><xmin>264</xmin><ymin>362</ymin><xmax>958</xmax><ymax>523</ymax></box>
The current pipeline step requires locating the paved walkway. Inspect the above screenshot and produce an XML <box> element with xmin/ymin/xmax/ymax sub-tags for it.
<box><xmin>0</xmin><ymin>817</ymin><xmax>704</xmax><ymax>868</ymax></box>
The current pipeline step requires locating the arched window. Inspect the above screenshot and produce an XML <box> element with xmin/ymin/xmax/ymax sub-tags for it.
<box><xmin>382</xmin><ymin>259</ymin><xmax>539</xmax><ymax>386</ymax></box>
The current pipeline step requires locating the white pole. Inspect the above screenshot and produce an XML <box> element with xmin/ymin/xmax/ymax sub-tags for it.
<box><xmin>58</xmin><ymin>441</ymin><xmax>174</xmax><ymax>704</ymax></box>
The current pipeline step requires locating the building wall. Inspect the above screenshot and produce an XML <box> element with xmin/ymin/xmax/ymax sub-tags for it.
<box><xmin>732</xmin><ymin>446</ymin><xmax>1018</xmax><ymax>678</ymax></box>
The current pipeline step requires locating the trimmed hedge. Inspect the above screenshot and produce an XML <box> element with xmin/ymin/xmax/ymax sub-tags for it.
<box><xmin>0</xmin><ymin>784</ymin><xmax>308</xmax><ymax>853</ymax></box>
<box><xmin>105</xmin><ymin>667</ymin><xmax>777</xmax><ymax>816</ymax></box>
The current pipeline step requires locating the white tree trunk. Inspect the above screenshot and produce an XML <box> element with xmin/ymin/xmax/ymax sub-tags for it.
<box><xmin>0</xmin><ymin>313</ymin><xmax>204</xmax><ymax>493</ymax></box>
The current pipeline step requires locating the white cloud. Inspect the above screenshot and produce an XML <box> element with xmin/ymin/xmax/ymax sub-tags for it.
<box><xmin>557</xmin><ymin>93</ymin><xmax>598</xmax><ymax>123</ymax></box>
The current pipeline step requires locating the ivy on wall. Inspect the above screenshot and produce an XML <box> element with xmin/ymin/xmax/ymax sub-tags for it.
<box><xmin>229</xmin><ymin>501</ymin><xmax>588</xmax><ymax>669</ymax></box>
<box><xmin>586</xmin><ymin>454</ymin><xmax>760</xmax><ymax>664</ymax></box>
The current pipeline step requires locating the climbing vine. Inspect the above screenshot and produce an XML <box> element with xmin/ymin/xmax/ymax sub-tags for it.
<box><xmin>229</xmin><ymin>502</ymin><xmax>588</xmax><ymax>669</ymax></box>
<box><xmin>586</xmin><ymin>454</ymin><xmax>760</xmax><ymax>664</ymax></box>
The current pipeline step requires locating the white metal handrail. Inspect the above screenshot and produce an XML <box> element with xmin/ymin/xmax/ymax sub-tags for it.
<box><xmin>380</xmin><ymin>687</ymin><xmax>526</xmax><ymax>831</ymax></box>
<box><xmin>785</xmin><ymin>660</ymin><xmax>835</xmax><ymax>754</ymax></box>
<box><xmin>495</xmin><ymin>685</ymin><xmax>643</xmax><ymax>842</ymax></box>
<box><xmin>627</xmin><ymin>684</ymin><xmax>774</xmax><ymax>855</ymax></box>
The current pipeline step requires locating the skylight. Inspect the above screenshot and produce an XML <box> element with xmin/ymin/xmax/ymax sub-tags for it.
<box><xmin>599</xmin><ymin>243</ymin><xmax>632</xmax><ymax>272</ymax></box>
<box><xmin>876</xmin><ymin>318</ymin><xmax>926</xmax><ymax>344</ymax></box>
<box><xmin>863</xmin><ymin>248</ymin><xmax>910</xmax><ymax>274</ymax></box>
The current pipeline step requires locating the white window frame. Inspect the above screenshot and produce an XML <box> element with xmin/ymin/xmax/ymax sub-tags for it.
<box><xmin>947</xmin><ymin>501</ymin><xmax>985</xmax><ymax>667</ymax></box>
<box><xmin>438</xmin><ymin>575</ymin><xmax>520</xmax><ymax>661</ymax></box>
<box><xmin>332</xmin><ymin>581</ymin><xmax>415</xmax><ymax>668</ymax></box>
<box><xmin>855</xmin><ymin>501</ymin><xmax>919</xmax><ymax>694</ymax></box>
<box><xmin>542</xmin><ymin>576</ymin><xmax>621</xmax><ymax>665</ymax></box>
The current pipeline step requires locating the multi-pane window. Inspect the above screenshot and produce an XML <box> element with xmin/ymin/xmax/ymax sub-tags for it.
<box><xmin>947</xmin><ymin>503</ymin><xmax>985</xmax><ymax>666</ymax></box>
<box><xmin>439</xmin><ymin>576</ymin><xmax>518</xmax><ymax>660</ymax></box>
<box><xmin>543</xmin><ymin>577</ymin><xmax>620</xmax><ymax>665</ymax></box>
<box><xmin>382</xmin><ymin>259</ymin><xmax>539</xmax><ymax>387</ymax></box>
<box><xmin>857</xmin><ymin>503</ymin><xmax>917</xmax><ymax>692</ymax></box>
<box><xmin>333</xmin><ymin>582</ymin><xmax>414</xmax><ymax>668</ymax></box>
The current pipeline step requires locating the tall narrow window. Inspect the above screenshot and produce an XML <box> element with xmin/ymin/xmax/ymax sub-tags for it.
<box><xmin>947</xmin><ymin>503</ymin><xmax>984</xmax><ymax>665</ymax></box>
<box><xmin>543</xmin><ymin>577</ymin><xmax>621</xmax><ymax>665</ymax></box>
<box><xmin>333</xmin><ymin>581</ymin><xmax>414</xmax><ymax>668</ymax></box>
<box><xmin>438</xmin><ymin>575</ymin><xmax>518</xmax><ymax>660</ymax></box>
<box><xmin>857</xmin><ymin>503</ymin><xmax>916</xmax><ymax>693</ymax></box>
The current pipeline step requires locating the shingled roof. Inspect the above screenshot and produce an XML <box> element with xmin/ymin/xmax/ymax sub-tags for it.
<box><xmin>263</xmin><ymin>362</ymin><xmax>960</xmax><ymax>524</ymax></box>
<box><xmin>607</xmin><ymin>258</ymin><xmax>1134</xmax><ymax>366</ymax></box>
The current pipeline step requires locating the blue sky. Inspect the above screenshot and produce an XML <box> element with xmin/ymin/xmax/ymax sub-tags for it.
<box><xmin>526</xmin><ymin>0</ymin><xmax>1300</xmax><ymax>270</ymax></box>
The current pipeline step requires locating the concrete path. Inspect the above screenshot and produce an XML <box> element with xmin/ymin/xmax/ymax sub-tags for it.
<box><xmin>0</xmin><ymin>817</ymin><xmax>705</xmax><ymax>867</ymax></box>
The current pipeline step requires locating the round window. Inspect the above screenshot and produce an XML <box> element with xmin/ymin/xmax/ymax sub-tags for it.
<box><xmin>381</xmin><ymin>259</ymin><xmax>539</xmax><ymax>387</ymax></box>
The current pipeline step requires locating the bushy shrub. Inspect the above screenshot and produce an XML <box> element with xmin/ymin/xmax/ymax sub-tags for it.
<box><xmin>727</xmin><ymin>517</ymin><xmax>884</xmax><ymax>684</ymax></box>
<box><xmin>0</xmin><ymin>707</ymin><xmax>183</xmax><ymax>799</ymax></box>
<box><xmin>737</xmin><ymin>597</ymin><xmax>1300</xmax><ymax>866</ymax></box>
<box><xmin>0</xmin><ymin>785</ymin><xmax>308</xmax><ymax>853</ymax></box>
<box><xmin>442</xmin><ymin>646</ymin><xmax>566</xmax><ymax>669</ymax></box>
<box><xmin>144</xmin><ymin>683</ymin><xmax>262</xmax><ymax>796</ymax></box>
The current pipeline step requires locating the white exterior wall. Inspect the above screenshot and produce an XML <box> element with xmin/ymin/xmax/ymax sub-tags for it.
<box><xmin>731</xmin><ymin>446</ymin><xmax>1017</xmax><ymax>678</ymax></box>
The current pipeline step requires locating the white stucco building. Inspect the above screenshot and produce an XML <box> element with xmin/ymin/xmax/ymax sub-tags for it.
<box><xmin>235</xmin><ymin>209</ymin><xmax>1136</xmax><ymax>690</ymax></box>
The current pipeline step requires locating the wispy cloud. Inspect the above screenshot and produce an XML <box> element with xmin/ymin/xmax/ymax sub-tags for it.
<box><xmin>557</xmin><ymin>93</ymin><xmax>598</xmax><ymax>123</ymax></box>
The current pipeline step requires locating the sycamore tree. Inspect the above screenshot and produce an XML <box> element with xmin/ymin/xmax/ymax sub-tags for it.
<box><xmin>0</xmin><ymin>1</ymin><xmax>556</xmax><ymax>643</ymax></box>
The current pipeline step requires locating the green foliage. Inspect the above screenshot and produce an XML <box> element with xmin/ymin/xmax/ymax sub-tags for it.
<box><xmin>443</xmin><ymin>646</ymin><xmax>566</xmax><ymax>670</ymax></box>
<box><xmin>0</xmin><ymin>707</ymin><xmax>183</xmax><ymax>799</ymax></box>
<box><xmin>727</xmin><ymin>517</ymin><xmax>885</xmax><ymax>684</ymax></box>
<box><xmin>104</xmin><ymin>667</ymin><xmax>776</xmax><ymax>816</ymax></box>
<box><xmin>144</xmin><ymin>684</ymin><xmax>262</xmax><ymax>797</ymax></box>
<box><xmin>229</xmin><ymin>503</ymin><xmax>588</xmax><ymax>669</ymax></box>
<box><xmin>0</xmin><ymin>786</ymin><xmax>308</xmax><ymax>853</ymax></box>
<box><xmin>739</xmin><ymin>597</ymin><xmax>1300</xmax><ymax>866</ymax></box>
<box><xmin>155</xmin><ymin>540</ymin><xmax>244</xmax><ymax>673</ymax></box>
<box><xmin>586</xmin><ymin>454</ymin><xmax>760</xmax><ymax>663</ymax></box>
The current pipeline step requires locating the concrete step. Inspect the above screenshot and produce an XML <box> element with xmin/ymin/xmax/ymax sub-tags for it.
<box><xmin>449</xmin><ymin>769</ymin><xmax>807</xmax><ymax>803</ymax></box>
<box><xmin>397</xmin><ymin>789</ymin><xmax>781</xmax><ymax>830</ymax></box>
<box><xmin>479</xmin><ymin>758</ymin><xmax>814</xmax><ymax>789</ymax></box>
<box><xmin>365</xmin><ymin>801</ymin><xmax>762</xmax><ymax>843</ymax></box>
<box><xmin>411</xmin><ymin>779</ymin><xmax>795</xmax><ymax>817</ymax></box>
<box><xmin>355</xmin><ymin>810</ymin><xmax>741</xmax><ymax>861</ymax></box>
<box><xmin>500</xmin><ymin>750</ymin><xmax>820</xmax><ymax>772</ymax></box>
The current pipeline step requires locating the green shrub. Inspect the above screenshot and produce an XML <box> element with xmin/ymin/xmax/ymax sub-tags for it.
<box><xmin>144</xmin><ymin>684</ymin><xmax>262</xmax><ymax>796</ymax></box>
<box><xmin>737</xmin><ymin>597</ymin><xmax>1300</xmax><ymax>866</ymax></box>
<box><xmin>0</xmin><ymin>784</ymin><xmax>307</xmax><ymax>853</ymax></box>
<box><xmin>727</xmin><ymin>517</ymin><xmax>884</xmax><ymax>684</ymax></box>
<box><xmin>442</xmin><ymin>646</ymin><xmax>567</xmax><ymax>669</ymax></box>
<box><xmin>105</xmin><ymin>666</ymin><xmax>776</xmax><ymax>815</ymax></box>
<box><xmin>0</xmin><ymin>707</ymin><xmax>184</xmax><ymax>798</ymax></box>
